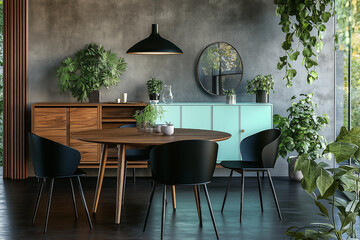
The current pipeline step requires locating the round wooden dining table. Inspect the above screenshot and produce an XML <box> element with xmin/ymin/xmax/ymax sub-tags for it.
<box><xmin>72</xmin><ymin>128</ymin><xmax>231</xmax><ymax>224</ymax></box>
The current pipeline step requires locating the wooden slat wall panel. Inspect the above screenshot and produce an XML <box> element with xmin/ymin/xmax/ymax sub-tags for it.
<box><xmin>3</xmin><ymin>0</ymin><xmax>28</xmax><ymax>179</ymax></box>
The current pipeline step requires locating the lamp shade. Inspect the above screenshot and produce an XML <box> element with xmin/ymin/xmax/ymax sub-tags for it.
<box><xmin>126</xmin><ymin>24</ymin><xmax>183</xmax><ymax>55</ymax></box>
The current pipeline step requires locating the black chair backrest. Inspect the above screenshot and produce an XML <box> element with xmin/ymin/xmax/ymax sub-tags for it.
<box><xmin>28</xmin><ymin>133</ymin><xmax>81</xmax><ymax>178</ymax></box>
<box><xmin>120</xmin><ymin>123</ymin><xmax>136</xmax><ymax>128</ymax></box>
<box><xmin>150</xmin><ymin>140</ymin><xmax>218</xmax><ymax>185</ymax></box>
<box><xmin>240</xmin><ymin>129</ymin><xmax>281</xmax><ymax>168</ymax></box>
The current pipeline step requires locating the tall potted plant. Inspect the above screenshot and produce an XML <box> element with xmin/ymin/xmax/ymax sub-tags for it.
<box><xmin>246</xmin><ymin>74</ymin><xmax>274</xmax><ymax>103</ymax></box>
<box><xmin>273</xmin><ymin>93</ymin><xmax>329</xmax><ymax>181</ymax></box>
<box><xmin>57</xmin><ymin>43</ymin><xmax>127</xmax><ymax>103</ymax></box>
<box><xmin>146</xmin><ymin>77</ymin><xmax>163</xmax><ymax>103</ymax></box>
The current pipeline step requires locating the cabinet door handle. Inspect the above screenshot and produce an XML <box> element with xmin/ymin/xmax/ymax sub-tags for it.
<box><xmin>241</xmin><ymin>129</ymin><xmax>245</xmax><ymax>133</ymax></box>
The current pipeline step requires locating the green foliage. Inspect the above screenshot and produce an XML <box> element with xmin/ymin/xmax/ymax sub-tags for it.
<box><xmin>246</xmin><ymin>74</ymin><xmax>275</xmax><ymax>94</ymax></box>
<box><xmin>287</xmin><ymin>126</ymin><xmax>360</xmax><ymax>240</ymax></box>
<box><xmin>146</xmin><ymin>78</ymin><xmax>163</xmax><ymax>95</ymax></box>
<box><xmin>223</xmin><ymin>88</ymin><xmax>235</xmax><ymax>96</ymax></box>
<box><xmin>57</xmin><ymin>43</ymin><xmax>127</xmax><ymax>102</ymax></box>
<box><xmin>273</xmin><ymin>93</ymin><xmax>329</xmax><ymax>162</ymax></box>
<box><xmin>274</xmin><ymin>0</ymin><xmax>334</xmax><ymax>87</ymax></box>
<box><xmin>133</xmin><ymin>104</ymin><xmax>164</xmax><ymax>127</ymax></box>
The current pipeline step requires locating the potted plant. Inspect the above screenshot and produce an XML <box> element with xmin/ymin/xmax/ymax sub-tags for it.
<box><xmin>146</xmin><ymin>77</ymin><xmax>163</xmax><ymax>103</ymax></box>
<box><xmin>287</xmin><ymin>126</ymin><xmax>360</xmax><ymax>239</ymax></box>
<box><xmin>273</xmin><ymin>93</ymin><xmax>329</xmax><ymax>181</ymax></box>
<box><xmin>133</xmin><ymin>104</ymin><xmax>164</xmax><ymax>134</ymax></box>
<box><xmin>57</xmin><ymin>43</ymin><xmax>127</xmax><ymax>103</ymax></box>
<box><xmin>224</xmin><ymin>88</ymin><xmax>236</xmax><ymax>104</ymax></box>
<box><xmin>246</xmin><ymin>74</ymin><xmax>274</xmax><ymax>103</ymax></box>
<box><xmin>161</xmin><ymin>122</ymin><xmax>174</xmax><ymax>136</ymax></box>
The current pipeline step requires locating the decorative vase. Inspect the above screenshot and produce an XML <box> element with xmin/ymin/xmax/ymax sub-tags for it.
<box><xmin>288</xmin><ymin>156</ymin><xmax>303</xmax><ymax>182</ymax></box>
<box><xmin>149</xmin><ymin>93</ymin><xmax>160</xmax><ymax>104</ymax></box>
<box><xmin>256</xmin><ymin>90</ymin><xmax>269</xmax><ymax>103</ymax></box>
<box><xmin>226</xmin><ymin>94</ymin><xmax>236</xmax><ymax>104</ymax></box>
<box><xmin>161</xmin><ymin>125</ymin><xmax>174</xmax><ymax>135</ymax></box>
<box><xmin>89</xmin><ymin>90</ymin><xmax>100</xmax><ymax>103</ymax></box>
<box><xmin>162</xmin><ymin>85</ymin><xmax>174</xmax><ymax>104</ymax></box>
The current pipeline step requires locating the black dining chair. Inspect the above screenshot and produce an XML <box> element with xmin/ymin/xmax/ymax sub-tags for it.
<box><xmin>28</xmin><ymin>133</ymin><xmax>93</xmax><ymax>232</ymax></box>
<box><xmin>143</xmin><ymin>140</ymin><xmax>220</xmax><ymax>240</ymax></box>
<box><xmin>220</xmin><ymin>129</ymin><xmax>282</xmax><ymax>223</ymax></box>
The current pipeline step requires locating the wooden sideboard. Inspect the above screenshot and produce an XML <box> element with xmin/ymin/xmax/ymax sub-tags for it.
<box><xmin>31</xmin><ymin>102</ymin><xmax>147</xmax><ymax>168</ymax></box>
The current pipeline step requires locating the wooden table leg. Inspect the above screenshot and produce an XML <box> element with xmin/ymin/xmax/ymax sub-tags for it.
<box><xmin>194</xmin><ymin>185</ymin><xmax>202</xmax><ymax>223</ymax></box>
<box><xmin>92</xmin><ymin>144</ymin><xmax>108</xmax><ymax>214</ymax></box>
<box><xmin>171</xmin><ymin>185</ymin><xmax>176</xmax><ymax>210</ymax></box>
<box><xmin>116</xmin><ymin>144</ymin><xmax>126</xmax><ymax>224</ymax></box>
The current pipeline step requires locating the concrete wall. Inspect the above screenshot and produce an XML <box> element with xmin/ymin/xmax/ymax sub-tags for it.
<box><xmin>29</xmin><ymin>0</ymin><xmax>336</xmax><ymax>176</ymax></box>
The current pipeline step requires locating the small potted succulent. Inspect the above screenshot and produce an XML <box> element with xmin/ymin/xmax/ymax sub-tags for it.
<box><xmin>224</xmin><ymin>88</ymin><xmax>236</xmax><ymax>104</ymax></box>
<box><xmin>246</xmin><ymin>74</ymin><xmax>274</xmax><ymax>103</ymax></box>
<box><xmin>161</xmin><ymin>122</ymin><xmax>174</xmax><ymax>136</ymax></box>
<box><xmin>146</xmin><ymin>77</ymin><xmax>163</xmax><ymax>103</ymax></box>
<box><xmin>273</xmin><ymin>93</ymin><xmax>329</xmax><ymax>181</ymax></box>
<box><xmin>133</xmin><ymin>104</ymin><xmax>164</xmax><ymax>134</ymax></box>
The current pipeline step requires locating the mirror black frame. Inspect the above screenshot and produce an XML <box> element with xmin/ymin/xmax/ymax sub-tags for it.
<box><xmin>196</xmin><ymin>42</ymin><xmax>243</xmax><ymax>96</ymax></box>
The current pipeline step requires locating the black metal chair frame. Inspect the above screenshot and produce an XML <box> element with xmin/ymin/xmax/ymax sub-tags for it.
<box><xmin>143</xmin><ymin>140</ymin><xmax>220</xmax><ymax>240</ymax></box>
<box><xmin>29</xmin><ymin>133</ymin><xmax>93</xmax><ymax>232</ymax></box>
<box><xmin>220</xmin><ymin>129</ymin><xmax>282</xmax><ymax>223</ymax></box>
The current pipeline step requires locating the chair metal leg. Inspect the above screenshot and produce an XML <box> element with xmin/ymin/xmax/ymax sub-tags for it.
<box><xmin>32</xmin><ymin>178</ymin><xmax>45</xmax><ymax>223</ymax></box>
<box><xmin>70</xmin><ymin>178</ymin><xmax>78</xmax><ymax>219</ymax></box>
<box><xmin>256</xmin><ymin>172</ymin><xmax>264</xmax><ymax>212</ymax></box>
<box><xmin>240</xmin><ymin>170</ymin><xmax>245</xmax><ymax>223</ymax></box>
<box><xmin>221</xmin><ymin>169</ymin><xmax>233</xmax><ymax>212</ymax></box>
<box><xmin>202</xmin><ymin>184</ymin><xmax>219</xmax><ymax>239</ymax></box>
<box><xmin>161</xmin><ymin>185</ymin><xmax>167</xmax><ymax>240</ymax></box>
<box><xmin>76</xmin><ymin>176</ymin><xmax>93</xmax><ymax>229</ymax></box>
<box><xmin>122</xmin><ymin>160</ymin><xmax>128</xmax><ymax>205</ymax></box>
<box><xmin>133</xmin><ymin>168</ymin><xmax>136</xmax><ymax>183</ymax></box>
<box><xmin>143</xmin><ymin>182</ymin><xmax>157</xmax><ymax>232</ymax></box>
<box><xmin>267</xmin><ymin>170</ymin><xmax>282</xmax><ymax>220</ymax></box>
<box><xmin>44</xmin><ymin>178</ymin><xmax>54</xmax><ymax>233</ymax></box>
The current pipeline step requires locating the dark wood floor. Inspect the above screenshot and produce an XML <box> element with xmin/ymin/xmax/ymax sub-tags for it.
<box><xmin>0</xmin><ymin>169</ymin><xmax>323</xmax><ymax>240</ymax></box>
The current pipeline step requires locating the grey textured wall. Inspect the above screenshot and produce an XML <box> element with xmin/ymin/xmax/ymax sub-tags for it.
<box><xmin>29</xmin><ymin>0</ymin><xmax>335</xmax><ymax>176</ymax></box>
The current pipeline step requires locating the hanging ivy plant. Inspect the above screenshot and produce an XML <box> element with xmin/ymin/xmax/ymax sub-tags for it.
<box><xmin>274</xmin><ymin>0</ymin><xmax>334</xmax><ymax>87</ymax></box>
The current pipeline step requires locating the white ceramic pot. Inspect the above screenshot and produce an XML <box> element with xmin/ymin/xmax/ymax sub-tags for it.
<box><xmin>155</xmin><ymin>124</ymin><xmax>163</xmax><ymax>133</ymax></box>
<box><xmin>161</xmin><ymin>125</ymin><xmax>174</xmax><ymax>135</ymax></box>
<box><xmin>288</xmin><ymin>156</ymin><xmax>303</xmax><ymax>182</ymax></box>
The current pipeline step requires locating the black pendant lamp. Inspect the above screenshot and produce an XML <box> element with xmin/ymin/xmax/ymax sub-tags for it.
<box><xmin>126</xmin><ymin>24</ymin><xmax>183</xmax><ymax>55</ymax></box>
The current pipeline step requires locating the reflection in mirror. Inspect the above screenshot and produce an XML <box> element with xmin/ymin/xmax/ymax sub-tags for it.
<box><xmin>197</xmin><ymin>42</ymin><xmax>243</xmax><ymax>95</ymax></box>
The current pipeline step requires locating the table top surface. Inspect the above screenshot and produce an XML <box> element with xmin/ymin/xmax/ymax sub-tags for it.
<box><xmin>72</xmin><ymin>128</ymin><xmax>231</xmax><ymax>145</ymax></box>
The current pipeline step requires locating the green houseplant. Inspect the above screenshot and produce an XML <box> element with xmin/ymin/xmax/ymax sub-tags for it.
<box><xmin>274</xmin><ymin>0</ymin><xmax>334</xmax><ymax>87</ymax></box>
<box><xmin>133</xmin><ymin>104</ymin><xmax>164</xmax><ymax>134</ymax></box>
<box><xmin>273</xmin><ymin>93</ymin><xmax>329</xmax><ymax>181</ymax></box>
<box><xmin>57</xmin><ymin>43</ymin><xmax>127</xmax><ymax>102</ymax></box>
<box><xmin>246</xmin><ymin>74</ymin><xmax>274</xmax><ymax>103</ymax></box>
<box><xmin>287</xmin><ymin>126</ymin><xmax>360</xmax><ymax>240</ymax></box>
<box><xmin>146</xmin><ymin>77</ymin><xmax>163</xmax><ymax>103</ymax></box>
<box><xmin>224</xmin><ymin>88</ymin><xmax>236</xmax><ymax>104</ymax></box>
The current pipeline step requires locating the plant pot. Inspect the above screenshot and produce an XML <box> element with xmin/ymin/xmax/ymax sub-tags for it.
<box><xmin>256</xmin><ymin>90</ymin><xmax>269</xmax><ymax>103</ymax></box>
<box><xmin>288</xmin><ymin>156</ymin><xmax>303</xmax><ymax>182</ymax></box>
<box><xmin>226</xmin><ymin>95</ymin><xmax>236</xmax><ymax>104</ymax></box>
<box><xmin>161</xmin><ymin>125</ymin><xmax>174</xmax><ymax>135</ymax></box>
<box><xmin>89</xmin><ymin>90</ymin><xmax>100</xmax><ymax>103</ymax></box>
<box><xmin>149</xmin><ymin>93</ymin><xmax>160</xmax><ymax>104</ymax></box>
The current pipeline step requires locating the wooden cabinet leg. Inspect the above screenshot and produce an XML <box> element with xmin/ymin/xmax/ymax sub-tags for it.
<box><xmin>92</xmin><ymin>144</ymin><xmax>108</xmax><ymax>214</ymax></box>
<box><xmin>171</xmin><ymin>185</ymin><xmax>176</xmax><ymax>210</ymax></box>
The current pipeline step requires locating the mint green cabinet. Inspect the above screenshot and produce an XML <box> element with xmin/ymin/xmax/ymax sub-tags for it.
<box><xmin>182</xmin><ymin>106</ymin><xmax>211</xmax><ymax>130</ymax></box>
<box><xmin>213</xmin><ymin>106</ymin><xmax>240</xmax><ymax>162</ymax></box>
<box><xmin>158</xmin><ymin>103</ymin><xmax>272</xmax><ymax>163</ymax></box>
<box><xmin>161</xmin><ymin>106</ymin><xmax>181</xmax><ymax>128</ymax></box>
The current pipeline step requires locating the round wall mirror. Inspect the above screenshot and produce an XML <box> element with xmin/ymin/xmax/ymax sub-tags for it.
<box><xmin>196</xmin><ymin>42</ymin><xmax>243</xmax><ymax>95</ymax></box>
